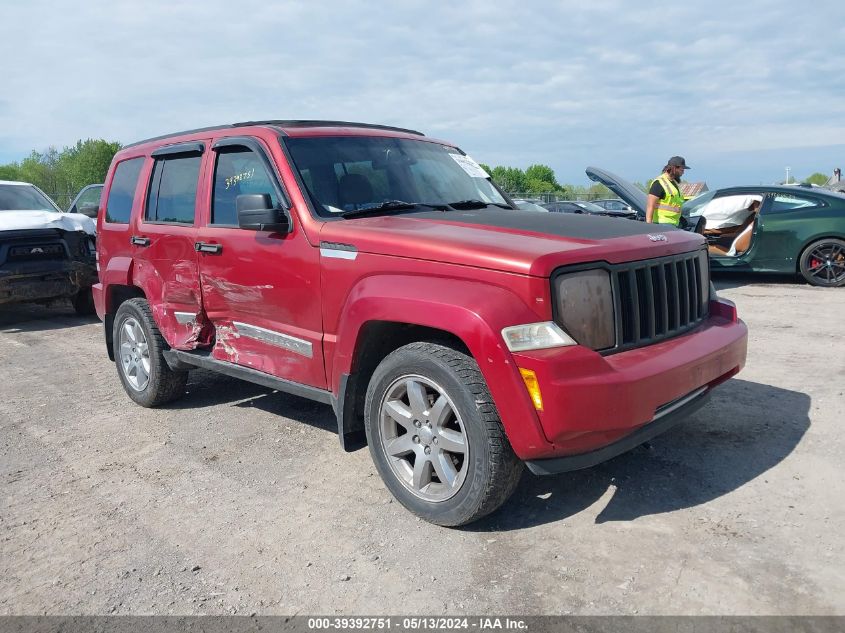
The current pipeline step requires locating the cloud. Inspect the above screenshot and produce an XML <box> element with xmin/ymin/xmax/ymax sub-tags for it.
<box><xmin>1</xmin><ymin>0</ymin><xmax>843</xmax><ymax>187</ymax></box>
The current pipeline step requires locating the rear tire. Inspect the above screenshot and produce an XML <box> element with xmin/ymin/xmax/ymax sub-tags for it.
<box><xmin>113</xmin><ymin>298</ymin><xmax>188</xmax><ymax>407</ymax></box>
<box><xmin>365</xmin><ymin>342</ymin><xmax>523</xmax><ymax>527</ymax></box>
<box><xmin>799</xmin><ymin>238</ymin><xmax>845</xmax><ymax>287</ymax></box>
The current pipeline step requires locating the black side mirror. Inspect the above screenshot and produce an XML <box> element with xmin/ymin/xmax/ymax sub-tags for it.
<box><xmin>78</xmin><ymin>203</ymin><xmax>99</xmax><ymax>218</ymax></box>
<box><xmin>236</xmin><ymin>194</ymin><xmax>290</xmax><ymax>233</ymax></box>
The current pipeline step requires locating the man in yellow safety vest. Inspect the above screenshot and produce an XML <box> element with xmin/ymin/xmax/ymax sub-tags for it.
<box><xmin>646</xmin><ymin>156</ymin><xmax>690</xmax><ymax>225</ymax></box>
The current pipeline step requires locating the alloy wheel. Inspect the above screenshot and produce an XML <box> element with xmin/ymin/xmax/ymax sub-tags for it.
<box><xmin>119</xmin><ymin>316</ymin><xmax>151</xmax><ymax>391</ymax></box>
<box><xmin>806</xmin><ymin>241</ymin><xmax>845</xmax><ymax>286</ymax></box>
<box><xmin>378</xmin><ymin>374</ymin><xmax>469</xmax><ymax>502</ymax></box>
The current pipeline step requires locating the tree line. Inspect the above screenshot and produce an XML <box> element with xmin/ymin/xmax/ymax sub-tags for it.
<box><xmin>0</xmin><ymin>139</ymin><xmax>120</xmax><ymax>208</ymax></box>
<box><xmin>478</xmin><ymin>163</ymin><xmax>616</xmax><ymax>200</ymax></box>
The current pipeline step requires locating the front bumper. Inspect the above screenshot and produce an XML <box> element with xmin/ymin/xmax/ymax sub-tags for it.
<box><xmin>524</xmin><ymin>386</ymin><xmax>710</xmax><ymax>474</ymax></box>
<box><xmin>509</xmin><ymin>300</ymin><xmax>747</xmax><ymax>463</ymax></box>
<box><xmin>0</xmin><ymin>260</ymin><xmax>96</xmax><ymax>305</ymax></box>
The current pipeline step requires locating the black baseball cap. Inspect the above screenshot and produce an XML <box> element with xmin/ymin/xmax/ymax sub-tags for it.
<box><xmin>668</xmin><ymin>156</ymin><xmax>691</xmax><ymax>169</ymax></box>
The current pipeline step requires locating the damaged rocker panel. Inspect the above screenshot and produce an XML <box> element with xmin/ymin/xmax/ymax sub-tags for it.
<box><xmin>232</xmin><ymin>321</ymin><xmax>313</xmax><ymax>358</ymax></box>
<box><xmin>163</xmin><ymin>349</ymin><xmax>332</xmax><ymax>405</ymax></box>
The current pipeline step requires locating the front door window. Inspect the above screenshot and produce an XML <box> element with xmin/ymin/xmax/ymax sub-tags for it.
<box><xmin>212</xmin><ymin>148</ymin><xmax>279</xmax><ymax>225</ymax></box>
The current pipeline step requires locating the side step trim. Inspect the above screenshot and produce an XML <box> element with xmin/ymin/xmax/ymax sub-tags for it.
<box><xmin>163</xmin><ymin>349</ymin><xmax>333</xmax><ymax>405</ymax></box>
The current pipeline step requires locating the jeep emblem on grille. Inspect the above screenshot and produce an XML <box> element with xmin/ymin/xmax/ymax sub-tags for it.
<box><xmin>647</xmin><ymin>234</ymin><xmax>668</xmax><ymax>242</ymax></box>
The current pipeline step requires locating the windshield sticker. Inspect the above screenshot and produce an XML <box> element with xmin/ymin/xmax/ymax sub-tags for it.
<box><xmin>449</xmin><ymin>154</ymin><xmax>490</xmax><ymax>179</ymax></box>
<box><xmin>225</xmin><ymin>168</ymin><xmax>255</xmax><ymax>190</ymax></box>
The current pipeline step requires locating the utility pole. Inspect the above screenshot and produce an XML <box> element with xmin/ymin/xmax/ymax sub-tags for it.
<box><xmin>785</xmin><ymin>166</ymin><xmax>791</xmax><ymax>184</ymax></box>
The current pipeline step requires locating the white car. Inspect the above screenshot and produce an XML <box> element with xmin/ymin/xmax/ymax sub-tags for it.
<box><xmin>0</xmin><ymin>180</ymin><xmax>97</xmax><ymax>312</ymax></box>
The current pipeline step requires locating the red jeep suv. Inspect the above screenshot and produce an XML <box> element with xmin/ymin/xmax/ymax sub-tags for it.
<box><xmin>94</xmin><ymin>120</ymin><xmax>747</xmax><ymax>526</ymax></box>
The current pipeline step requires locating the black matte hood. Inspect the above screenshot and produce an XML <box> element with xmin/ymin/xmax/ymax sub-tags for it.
<box><xmin>409</xmin><ymin>208</ymin><xmax>670</xmax><ymax>239</ymax></box>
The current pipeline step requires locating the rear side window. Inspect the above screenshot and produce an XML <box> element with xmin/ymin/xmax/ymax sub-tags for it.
<box><xmin>145</xmin><ymin>155</ymin><xmax>202</xmax><ymax>224</ymax></box>
<box><xmin>212</xmin><ymin>148</ymin><xmax>279</xmax><ymax>225</ymax></box>
<box><xmin>106</xmin><ymin>157</ymin><xmax>144</xmax><ymax>223</ymax></box>
<box><xmin>770</xmin><ymin>193</ymin><xmax>820</xmax><ymax>213</ymax></box>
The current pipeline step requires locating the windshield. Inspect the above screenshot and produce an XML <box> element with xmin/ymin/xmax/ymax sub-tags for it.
<box><xmin>0</xmin><ymin>184</ymin><xmax>61</xmax><ymax>212</ymax></box>
<box><xmin>283</xmin><ymin>136</ymin><xmax>508</xmax><ymax>218</ymax></box>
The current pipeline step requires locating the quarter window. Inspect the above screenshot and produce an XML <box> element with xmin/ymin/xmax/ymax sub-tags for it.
<box><xmin>770</xmin><ymin>193</ymin><xmax>819</xmax><ymax>213</ymax></box>
<box><xmin>212</xmin><ymin>148</ymin><xmax>279</xmax><ymax>225</ymax></box>
<box><xmin>106</xmin><ymin>157</ymin><xmax>144</xmax><ymax>223</ymax></box>
<box><xmin>145</xmin><ymin>155</ymin><xmax>201</xmax><ymax>224</ymax></box>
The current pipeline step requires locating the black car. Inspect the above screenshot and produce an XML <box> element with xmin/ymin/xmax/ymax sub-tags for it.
<box><xmin>591</xmin><ymin>198</ymin><xmax>637</xmax><ymax>216</ymax></box>
<box><xmin>543</xmin><ymin>200</ymin><xmax>637</xmax><ymax>218</ymax></box>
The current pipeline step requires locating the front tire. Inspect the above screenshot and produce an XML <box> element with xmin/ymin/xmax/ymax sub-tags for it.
<box><xmin>113</xmin><ymin>298</ymin><xmax>188</xmax><ymax>407</ymax></box>
<box><xmin>365</xmin><ymin>342</ymin><xmax>523</xmax><ymax>526</ymax></box>
<box><xmin>799</xmin><ymin>238</ymin><xmax>845</xmax><ymax>287</ymax></box>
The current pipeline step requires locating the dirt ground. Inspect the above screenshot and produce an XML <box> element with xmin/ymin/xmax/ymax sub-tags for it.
<box><xmin>1</xmin><ymin>275</ymin><xmax>843</xmax><ymax>616</ymax></box>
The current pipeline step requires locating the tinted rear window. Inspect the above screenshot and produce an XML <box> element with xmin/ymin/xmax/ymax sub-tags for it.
<box><xmin>106</xmin><ymin>157</ymin><xmax>144</xmax><ymax>223</ymax></box>
<box><xmin>145</xmin><ymin>155</ymin><xmax>201</xmax><ymax>224</ymax></box>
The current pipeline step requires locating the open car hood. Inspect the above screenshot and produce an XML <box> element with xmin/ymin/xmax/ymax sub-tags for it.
<box><xmin>0</xmin><ymin>210</ymin><xmax>96</xmax><ymax>235</ymax></box>
<box><xmin>586</xmin><ymin>167</ymin><xmax>647</xmax><ymax>217</ymax></box>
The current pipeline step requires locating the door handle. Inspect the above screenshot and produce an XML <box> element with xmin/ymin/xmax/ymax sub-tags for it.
<box><xmin>130</xmin><ymin>236</ymin><xmax>151</xmax><ymax>247</ymax></box>
<box><xmin>194</xmin><ymin>241</ymin><xmax>223</xmax><ymax>254</ymax></box>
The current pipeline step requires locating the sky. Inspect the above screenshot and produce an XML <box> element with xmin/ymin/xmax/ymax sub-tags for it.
<box><xmin>1</xmin><ymin>0</ymin><xmax>844</xmax><ymax>189</ymax></box>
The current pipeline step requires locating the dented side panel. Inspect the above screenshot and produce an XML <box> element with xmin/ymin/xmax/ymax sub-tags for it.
<box><xmin>195</xmin><ymin>223</ymin><xmax>326</xmax><ymax>389</ymax></box>
<box><xmin>192</xmin><ymin>131</ymin><xmax>326</xmax><ymax>389</ymax></box>
<box><xmin>119</xmin><ymin>145</ymin><xmax>213</xmax><ymax>349</ymax></box>
<box><xmin>129</xmin><ymin>225</ymin><xmax>206</xmax><ymax>349</ymax></box>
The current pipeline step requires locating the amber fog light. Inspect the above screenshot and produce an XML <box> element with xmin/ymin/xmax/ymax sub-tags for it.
<box><xmin>553</xmin><ymin>269</ymin><xmax>615</xmax><ymax>350</ymax></box>
<box><xmin>519</xmin><ymin>368</ymin><xmax>544</xmax><ymax>411</ymax></box>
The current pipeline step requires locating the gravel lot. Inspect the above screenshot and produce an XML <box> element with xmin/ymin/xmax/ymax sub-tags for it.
<box><xmin>1</xmin><ymin>275</ymin><xmax>843</xmax><ymax>616</ymax></box>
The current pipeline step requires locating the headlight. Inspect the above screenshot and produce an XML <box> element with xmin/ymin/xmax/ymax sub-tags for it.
<box><xmin>501</xmin><ymin>322</ymin><xmax>576</xmax><ymax>352</ymax></box>
<box><xmin>552</xmin><ymin>268</ymin><xmax>615</xmax><ymax>350</ymax></box>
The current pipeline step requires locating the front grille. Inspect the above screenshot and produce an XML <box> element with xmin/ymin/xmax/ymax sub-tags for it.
<box><xmin>610</xmin><ymin>250</ymin><xmax>709</xmax><ymax>352</ymax></box>
<box><xmin>7</xmin><ymin>243</ymin><xmax>67</xmax><ymax>261</ymax></box>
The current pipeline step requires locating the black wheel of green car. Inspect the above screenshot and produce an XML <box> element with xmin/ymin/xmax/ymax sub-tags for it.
<box><xmin>72</xmin><ymin>288</ymin><xmax>95</xmax><ymax>315</ymax></box>
<box><xmin>799</xmin><ymin>238</ymin><xmax>845</xmax><ymax>287</ymax></box>
<box><xmin>365</xmin><ymin>342</ymin><xmax>523</xmax><ymax>527</ymax></box>
<box><xmin>112</xmin><ymin>298</ymin><xmax>188</xmax><ymax>407</ymax></box>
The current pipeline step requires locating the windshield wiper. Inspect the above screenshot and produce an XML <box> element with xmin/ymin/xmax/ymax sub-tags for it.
<box><xmin>341</xmin><ymin>200</ymin><xmax>449</xmax><ymax>219</ymax></box>
<box><xmin>447</xmin><ymin>199</ymin><xmax>512</xmax><ymax>210</ymax></box>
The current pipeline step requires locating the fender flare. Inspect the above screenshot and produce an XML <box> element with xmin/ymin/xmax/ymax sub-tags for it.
<box><xmin>330</xmin><ymin>274</ymin><xmax>552</xmax><ymax>458</ymax></box>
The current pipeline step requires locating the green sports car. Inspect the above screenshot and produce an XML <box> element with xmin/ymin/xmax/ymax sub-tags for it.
<box><xmin>586</xmin><ymin>167</ymin><xmax>845</xmax><ymax>287</ymax></box>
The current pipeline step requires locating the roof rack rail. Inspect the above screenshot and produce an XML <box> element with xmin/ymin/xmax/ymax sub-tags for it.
<box><xmin>124</xmin><ymin>120</ymin><xmax>424</xmax><ymax>149</ymax></box>
<box><xmin>123</xmin><ymin>124</ymin><xmax>233</xmax><ymax>149</ymax></box>
<box><xmin>235</xmin><ymin>120</ymin><xmax>424</xmax><ymax>136</ymax></box>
